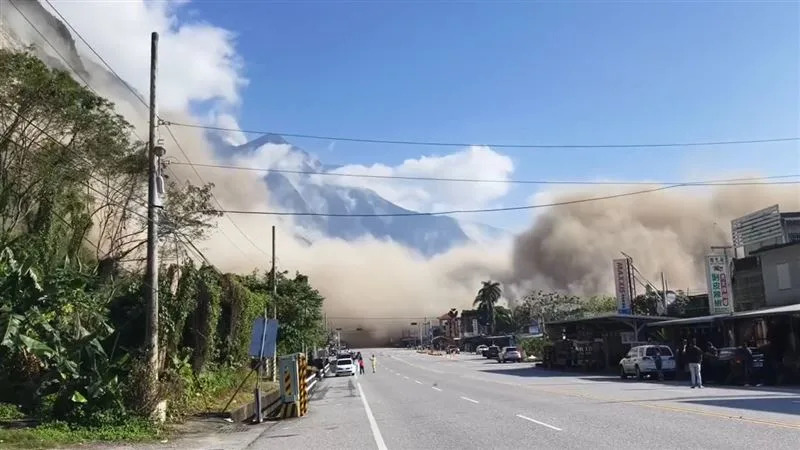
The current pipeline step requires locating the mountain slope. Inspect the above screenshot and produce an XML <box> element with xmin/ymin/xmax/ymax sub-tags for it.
<box><xmin>228</xmin><ymin>136</ymin><xmax>473</xmax><ymax>256</ymax></box>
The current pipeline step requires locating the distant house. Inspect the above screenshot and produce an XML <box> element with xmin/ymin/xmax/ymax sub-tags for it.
<box><xmin>437</xmin><ymin>310</ymin><xmax>460</xmax><ymax>340</ymax></box>
<box><xmin>459</xmin><ymin>309</ymin><xmax>487</xmax><ymax>338</ymax></box>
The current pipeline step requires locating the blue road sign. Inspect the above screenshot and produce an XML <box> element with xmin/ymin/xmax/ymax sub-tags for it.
<box><xmin>249</xmin><ymin>318</ymin><xmax>279</xmax><ymax>358</ymax></box>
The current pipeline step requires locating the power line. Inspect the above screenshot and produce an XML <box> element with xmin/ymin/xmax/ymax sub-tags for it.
<box><xmin>162</xmin><ymin>125</ymin><xmax>267</xmax><ymax>257</ymax></box>
<box><xmin>0</xmin><ymin>102</ymin><xmax>218</xmax><ymax>269</ymax></box>
<box><xmin>170</xmin><ymin>161</ymin><xmax>800</xmax><ymax>186</ymax></box>
<box><xmin>39</xmin><ymin>1</ymin><xmax>267</xmax><ymax>259</ymax></box>
<box><xmin>43</xmin><ymin>0</ymin><xmax>150</xmax><ymax>109</ymax></box>
<box><xmin>164</xmin><ymin>120</ymin><xmax>800</xmax><ymax>150</ymax></box>
<box><xmin>206</xmin><ymin>179</ymin><xmax>800</xmax><ymax>218</ymax></box>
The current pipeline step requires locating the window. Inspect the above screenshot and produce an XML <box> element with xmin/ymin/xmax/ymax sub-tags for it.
<box><xmin>776</xmin><ymin>262</ymin><xmax>791</xmax><ymax>290</ymax></box>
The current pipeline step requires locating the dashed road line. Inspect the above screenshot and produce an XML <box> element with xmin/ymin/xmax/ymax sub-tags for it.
<box><xmin>432</xmin><ymin>386</ymin><xmax>443</xmax><ymax>391</ymax></box>
<box><xmin>460</xmin><ymin>396</ymin><xmax>479</xmax><ymax>404</ymax></box>
<box><xmin>516</xmin><ymin>414</ymin><xmax>562</xmax><ymax>431</ymax></box>
<box><xmin>414</xmin><ymin>380</ymin><xmax>423</xmax><ymax>384</ymax></box>
<box><xmin>403</xmin><ymin>376</ymin><xmax>410</xmax><ymax>380</ymax></box>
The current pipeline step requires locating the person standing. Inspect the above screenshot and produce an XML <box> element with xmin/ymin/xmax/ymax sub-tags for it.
<box><xmin>686</xmin><ymin>338</ymin><xmax>704</xmax><ymax>388</ymax></box>
<box><xmin>653</xmin><ymin>347</ymin><xmax>664</xmax><ymax>381</ymax></box>
<box><xmin>370</xmin><ymin>354</ymin><xmax>377</xmax><ymax>373</ymax></box>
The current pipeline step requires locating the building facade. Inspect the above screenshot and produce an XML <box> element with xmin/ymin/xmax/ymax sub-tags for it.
<box><xmin>732</xmin><ymin>256</ymin><xmax>766</xmax><ymax>312</ymax></box>
<box><xmin>732</xmin><ymin>205</ymin><xmax>800</xmax><ymax>258</ymax></box>
<box><xmin>752</xmin><ymin>242</ymin><xmax>800</xmax><ymax>307</ymax></box>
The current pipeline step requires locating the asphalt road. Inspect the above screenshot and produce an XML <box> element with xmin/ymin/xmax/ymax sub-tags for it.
<box><xmin>254</xmin><ymin>348</ymin><xmax>800</xmax><ymax>450</ymax></box>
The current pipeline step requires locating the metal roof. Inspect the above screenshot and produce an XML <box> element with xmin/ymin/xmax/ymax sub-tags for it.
<box><xmin>646</xmin><ymin>314</ymin><xmax>731</xmax><ymax>327</ymax></box>
<box><xmin>648</xmin><ymin>303</ymin><xmax>800</xmax><ymax>327</ymax></box>
<box><xmin>546</xmin><ymin>313</ymin><xmax>676</xmax><ymax>326</ymax></box>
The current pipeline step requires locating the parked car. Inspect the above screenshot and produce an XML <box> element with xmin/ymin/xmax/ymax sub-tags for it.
<box><xmin>476</xmin><ymin>345</ymin><xmax>489</xmax><ymax>355</ymax></box>
<box><xmin>704</xmin><ymin>346</ymin><xmax>765</xmax><ymax>385</ymax></box>
<box><xmin>335</xmin><ymin>357</ymin><xmax>356</xmax><ymax>376</ymax></box>
<box><xmin>498</xmin><ymin>346</ymin><xmax>522</xmax><ymax>363</ymax></box>
<box><xmin>485</xmin><ymin>345</ymin><xmax>500</xmax><ymax>359</ymax></box>
<box><xmin>620</xmin><ymin>345</ymin><xmax>676</xmax><ymax>380</ymax></box>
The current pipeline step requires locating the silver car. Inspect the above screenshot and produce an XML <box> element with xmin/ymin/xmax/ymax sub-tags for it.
<box><xmin>498</xmin><ymin>346</ymin><xmax>522</xmax><ymax>363</ymax></box>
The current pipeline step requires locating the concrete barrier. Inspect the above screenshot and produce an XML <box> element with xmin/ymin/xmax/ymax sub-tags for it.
<box><xmin>230</xmin><ymin>388</ymin><xmax>280</xmax><ymax>423</ymax></box>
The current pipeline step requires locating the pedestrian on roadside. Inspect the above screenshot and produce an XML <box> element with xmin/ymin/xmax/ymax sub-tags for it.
<box><xmin>686</xmin><ymin>338</ymin><xmax>704</xmax><ymax>388</ymax></box>
<box><xmin>653</xmin><ymin>347</ymin><xmax>664</xmax><ymax>381</ymax></box>
<box><xmin>678</xmin><ymin>339</ymin><xmax>688</xmax><ymax>381</ymax></box>
<box><xmin>370</xmin><ymin>354</ymin><xmax>377</xmax><ymax>373</ymax></box>
<box><xmin>358</xmin><ymin>357</ymin><xmax>365</xmax><ymax>375</ymax></box>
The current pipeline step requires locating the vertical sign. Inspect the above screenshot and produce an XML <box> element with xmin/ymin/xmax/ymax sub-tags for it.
<box><xmin>613</xmin><ymin>258</ymin><xmax>632</xmax><ymax>314</ymax></box>
<box><xmin>706</xmin><ymin>254</ymin><xmax>734</xmax><ymax>314</ymax></box>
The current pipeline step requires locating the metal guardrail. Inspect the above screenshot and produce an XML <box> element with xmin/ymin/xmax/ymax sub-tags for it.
<box><xmin>305</xmin><ymin>362</ymin><xmax>329</xmax><ymax>394</ymax></box>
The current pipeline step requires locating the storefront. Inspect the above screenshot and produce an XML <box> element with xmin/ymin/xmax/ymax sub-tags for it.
<box><xmin>544</xmin><ymin>314</ymin><xmax>673</xmax><ymax>371</ymax></box>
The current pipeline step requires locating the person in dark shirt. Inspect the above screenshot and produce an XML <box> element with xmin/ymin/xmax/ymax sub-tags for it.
<box><xmin>653</xmin><ymin>347</ymin><xmax>664</xmax><ymax>381</ymax></box>
<box><xmin>685</xmin><ymin>338</ymin><xmax>704</xmax><ymax>388</ymax></box>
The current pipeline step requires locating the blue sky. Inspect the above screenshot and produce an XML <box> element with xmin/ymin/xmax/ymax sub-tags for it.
<box><xmin>185</xmin><ymin>0</ymin><xmax>799</xmax><ymax>230</ymax></box>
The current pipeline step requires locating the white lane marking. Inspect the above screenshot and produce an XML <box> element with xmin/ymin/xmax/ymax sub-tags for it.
<box><xmin>460</xmin><ymin>396</ymin><xmax>479</xmax><ymax>404</ymax></box>
<box><xmin>414</xmin><ymin>380</ymin><xmax>423</xmax><ymax>384</ymax></box>
<box><xmin>403</xmin><ymin>376</ymin><xmax>410</xmax><ymax>380</ymax></box>
<box><xmin>516</xmin><ymin>414</ymin><xmax>562</xmax><ymax>431</ymax></box>
<box><xmin>432</xmin><ymin>386</ymin><xmax>442</xmax><ymax>392</ymax></box>
<box><xmin>357</xmin><ymin>383</ymin><xmax>388</xmax><ymax>450</ymax></box>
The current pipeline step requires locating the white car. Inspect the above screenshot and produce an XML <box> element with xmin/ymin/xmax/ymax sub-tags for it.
<box><xmin>335</xmin><ymin>357</ymin><xmax>356</xmax><ymax>376</ymax></box>
<box><xmin>475</xmin><ymin>345</ymin><xmax>489</xmax><ymax>355</ymax></box>
<box><xmin>620</xmin><ymin>345</ymin><xmax>676</xmax><ymax>380</ymax></box>
<box><xmin>497</xmin><ymin>346</ymin><xmax>522</xmax><ymax>363</ymax></box>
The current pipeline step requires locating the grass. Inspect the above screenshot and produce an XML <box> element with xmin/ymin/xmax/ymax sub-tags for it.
<box><xmin>171</xmin><ymin>367</ymin><xmax>278</xmax><ymax>418</ymax></box>
<box><xmin>0</xmin><ymin>368</ymin><xmax>278</xmax><ymax>448</ymax></box>
<box><xmin>0</xmin><ymin>418</ymin><xmax>160</xmax><ymax>449</ymax></box>
<box><xmin>0</xmin><ymin>403</ymin><xmax>25</xmax><ymax>421</ymax></box>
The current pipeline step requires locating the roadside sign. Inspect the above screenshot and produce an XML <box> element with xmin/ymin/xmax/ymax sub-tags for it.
<box><xmin>249</xmin><ymin>318</ymin><xmax>279</xmax><ymax>358</ymax></box>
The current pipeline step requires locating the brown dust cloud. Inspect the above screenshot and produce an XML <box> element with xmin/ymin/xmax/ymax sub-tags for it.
<box><xmin>4</xmin><ymin>6</ymin><xmax>799</xmax><ymax>347</ymax></box>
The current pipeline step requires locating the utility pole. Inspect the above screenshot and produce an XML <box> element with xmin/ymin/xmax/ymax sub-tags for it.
<box><xmin>144</xmin><ymin>31</ymin><xmax>160</xmax><ymax>406</ymax></box>
<box><xmin>271</xmin><ymin>225</ymin><xmax>277</xmax><ymax>382</ymax></box>
<box><xmin>661</xmin><ymin>272</ymin><xmax>668</xmax><ymax>314</ymax></box>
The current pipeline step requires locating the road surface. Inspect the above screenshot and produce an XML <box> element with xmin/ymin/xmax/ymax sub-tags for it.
<box><xmin>256</xmin><ymin>348</ymin><xmax>799</xmax><ymax>449</ymax></box>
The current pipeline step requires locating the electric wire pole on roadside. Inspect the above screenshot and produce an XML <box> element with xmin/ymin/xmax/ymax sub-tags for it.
<box><xmin>271</xmin><ymin>225</ymin><xmax>277</xmax><ymax>382</ymax></box>
<box><xmin>144</xmin><ymin>31</ymin><xmax>161</xmax><ymax>407</ymax></box>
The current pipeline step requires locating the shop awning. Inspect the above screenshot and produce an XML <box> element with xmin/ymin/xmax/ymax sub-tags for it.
<box><xmin>648</xmin><ymin>303</ymin><xmax>800</xmax><ymax>327</ymax></box>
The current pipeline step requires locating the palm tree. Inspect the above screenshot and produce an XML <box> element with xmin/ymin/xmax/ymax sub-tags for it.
<box><xmin>473</xmin><ymin>280</ymin><xmax>502</xmax><ymax>335</ymax></box>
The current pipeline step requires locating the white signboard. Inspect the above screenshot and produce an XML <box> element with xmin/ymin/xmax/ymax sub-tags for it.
<box><xmin>613</xmin><ymin>259</ymin><xmax>632</xmax><ymax>314</ymax></box>
<box><xmin>705</xmin><ymin>254</ymin><xmax>734</xmax><ymax>315</ymax></box>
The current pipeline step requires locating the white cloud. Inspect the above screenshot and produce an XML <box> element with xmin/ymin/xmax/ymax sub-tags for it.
<box><xmin>211</xmin><ymin>112</ymin><xmax>247</xmax><ymax>146</ymax></box>
<box><xmin>322</xmin><ymin>146</ymin><xmax>514</xmax><ymax>212</ymax></box>
<box><xmin>41</xmin><ymin>0</ymin><xmax>246</xmax><ymax>113</ymax></box>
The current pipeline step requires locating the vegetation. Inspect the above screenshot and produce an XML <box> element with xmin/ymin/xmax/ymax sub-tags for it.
<box><xmin>0</xmin><ymin>48</ymin><xmax>326</xmax><ymax>445</ymax></box>
<box><xmin>512</xmin><ymin>290</ymin><xmax>618</xmax><ymax>332</ymax></box>
<box><xmin>473</xmin><ymin>280</ymin><xmax>502</xmax><ymax>335</ymax></box>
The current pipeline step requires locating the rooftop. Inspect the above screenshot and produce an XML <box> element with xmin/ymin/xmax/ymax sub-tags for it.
<box><xmin>648</xmin><ymin>303</ymin><xmax>800</xmax><ymax>327</ymax></box>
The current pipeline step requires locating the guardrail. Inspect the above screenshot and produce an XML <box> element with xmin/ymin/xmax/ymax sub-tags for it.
<box><xmin>304</xmin><ymin>361</ymin><xmax>329</xmax><ymax>395</ymax></box>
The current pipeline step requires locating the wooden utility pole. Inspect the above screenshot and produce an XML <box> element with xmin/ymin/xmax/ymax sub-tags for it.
<box><xmin>144</xmin><ymin>31</ymin><xmax>160</xmax><ymax>406</ymax></box>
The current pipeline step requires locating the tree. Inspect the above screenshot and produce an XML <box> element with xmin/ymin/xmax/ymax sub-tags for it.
<box><xmin>580</xmin><ymin>295</ymin><xmax>617</xmax><ymax>316</ymax></box>
<box><xmin>632</xmin><ymin>286</ymin><xmax>662</xmax><ymax>316</ymax></box>
<box><xmin>242</xmin><ymin>269</ymin><xmax>326</xmax><ymax>355</ymax></box>
<box><xmin>516</xmin><ymin>290</ymin><xmax>583</xmax><ymax>327</ymax></box>
<box><xmin>473</xmin><ymin>280</ymin><xmax>501</xmax><ymax>335</ymax></box>
<box><xmin>493</xmin><ymin>306</ymin><xmax>515</xmax><ymax>334</ymax></box>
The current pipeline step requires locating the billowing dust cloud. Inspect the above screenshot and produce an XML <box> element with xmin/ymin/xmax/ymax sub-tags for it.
<box><xmin>512</xmin><ymin>184</ymin><xmax>800</xmax><ymax>297</ymax></box>
<box><xmin>7</xmin><ymin>6</ymin><xmax>799</xmax><ymax>347</ymax></box>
